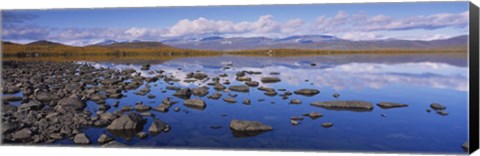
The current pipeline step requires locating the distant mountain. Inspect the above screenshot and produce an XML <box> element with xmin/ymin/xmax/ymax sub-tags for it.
<box><xmin>159</xmin><ymin>35</ymin><xmax>467</xmax><ymax>51</ymax></box>
<box><xmin>89</xmin><ymin>41</ymin><xmax>174</xmax><ymax>49</ymax></box>
<box><xmin>26</xmin><ymin>40</ymin><xmax>65</xmax><ymax>46</ymax></box>
<box><xmin>94</xmin><ymin>40</ymin><xmax>118</xmax><ymax>46</ymax></box>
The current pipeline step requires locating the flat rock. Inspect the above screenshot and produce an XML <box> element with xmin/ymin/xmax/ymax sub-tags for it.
<box><xmin>290</xmin><ymin>99</ymin><xmax>302</xmax><ymax>104</ymax></box>
<box><xmin>261</xmin><ymin>77</ymin><xmax>281</xmax><ymax>83</ymax></box>
<box><xmin>377</xmin><ymin>102</ymin><xmax>408</xmax><ymax>109</ymax></box>
<box><xmin>223</xmin><ymin>97</ymin><xmax>237</xmax><ymax>103</ymax></box>
<box><xmin>321</xmin><ymin>122</ymin><xmax>334</xmax><ymax>128</ymax></box>
<box><xmin>245</xmin><ymin>81</ymin><xmax>259</xmax><ymax>87</ymax></box>
<box><xmin>258</xmin><ymin>86</ymin><xmax>275</xmax><ymax>92</ymax></box>
<box><xmin>3</xmin><ymin>95</ymin><xmax>23</xmax><ymax>102</ymax></box>
<box><xmin>294</xmin><ymin>89</ymin><xmax>320</xmax><ymax>96</ymax></box>
<box><xmin>230</xmin><ymin>120</ymin><xmax>273</xmax><ymax>132</ymax></box>
<box><xmin>228</xmin><ymin>85</ymin><xmax>250</xmax><ymax>92</ymax></box>
<box><xmin>311</xmin><ymin>100</ymin><xmax>373</xmax><ymax>111</ymax></box>
<box><xmin>207</xmin><ymin>93</ymin><xmax>222</xmax><ymax>100</ymax></box>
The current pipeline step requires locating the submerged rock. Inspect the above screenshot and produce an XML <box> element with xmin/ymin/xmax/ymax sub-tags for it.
<box><xmin>311</xmin><ymin>100</ymin><xmax>373</xmax><ymax>111</ymax></box>
<box><xmin>376</xmin><ymin>102</ymin><xmax>408</xmax><ymax>109</ymax></box>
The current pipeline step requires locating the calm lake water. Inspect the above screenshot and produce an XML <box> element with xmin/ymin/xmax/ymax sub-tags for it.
<box><xmin>46</xmin><ymin>53</ymin><xmax>468</xmax><ymax>153</ymax></box>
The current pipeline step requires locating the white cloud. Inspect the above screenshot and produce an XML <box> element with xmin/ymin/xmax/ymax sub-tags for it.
<box><xmin>2</xmin><ymin>10</ymin><xmax>469</xmax><ymax>45</ymax></box>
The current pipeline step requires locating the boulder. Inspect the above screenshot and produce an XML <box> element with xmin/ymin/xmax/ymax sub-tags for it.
<box><xmin>55</xmin><ymin>94</ymin><xmax>86</xmax><ymax>113</ymax></box>
<box><xmin>184</xmin><ymin>99</ymin><xmax>206</xmax><ymax>110</ymax></box>
<box><xmin>207</xmin><ymin>93</ymin><xmax>222</xmax><ymax>100</ymax></box>
<box><xmin>173</xmin><ymin>88</ymin><xmax>192</xmax><ymax>99</ymax></box>
<box><xmin>148</xmin><ymin>119</ymin><xmax>168</xmax><ymax>134</ymax></box>
<box><xmin>193</xmin><ymin>73</ymin><xmax>208</xmax><ymax>80</ymax></box>
<box><xmin>192</xmin><ymin>86</ymin><xmax>209</xmax><ymax>97</ymax></box>
<box><xmin>311</xmin><ymin>100</ymin><xmax>373</xmax><ymax>111</ymax></box>
<box><xmin>73</xmin><ymin>133</ymin><xmax>91</xmax><ymax>144</ymax></box>
<box><xmin>106</xmin><ymin>112</ymin><xmax>145</xmax><ymax>131</ymax></box>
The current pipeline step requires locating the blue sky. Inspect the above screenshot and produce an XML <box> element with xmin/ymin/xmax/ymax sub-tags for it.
<box><xmin>2</xmin><ymin>1</ymin><xmax>470</xmax><ymax>46</ymax></box>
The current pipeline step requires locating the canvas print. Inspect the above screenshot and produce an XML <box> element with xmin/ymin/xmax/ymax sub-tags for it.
<box><xmin>0</xmin><ymin>1</ymin><xmax>474</xmax><ymax>154</ymax></box>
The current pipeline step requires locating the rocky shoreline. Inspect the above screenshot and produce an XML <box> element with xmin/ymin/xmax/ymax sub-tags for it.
<box><xmin>1</xmin><ymin>60</ymin><xmax>457</xmax><ymax>149</ymax></box>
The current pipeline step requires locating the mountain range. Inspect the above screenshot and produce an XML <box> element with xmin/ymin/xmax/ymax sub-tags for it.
<box><xmin>3</xmin><ymin>35</ymin><xmax>468</xmax><ymax>51</ymax></box>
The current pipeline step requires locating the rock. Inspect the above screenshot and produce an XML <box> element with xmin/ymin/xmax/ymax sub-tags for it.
<box><xmin>192</xmin><ymin>86</ymin><xmax>209</xmax><ymax>97</ymax></box>
<box><xmin>94</xmin><ymin>119</ymin><xmax>110</xmax><ymax>127</ymax></box>
<box><xmin>101</xmin><ymin>141</ymin><xmax>126</xmax><ymax>147</ymax></box>
<box><xmin>228</xmin><ymin>85</ymin><xmax>250</xmax><ymax>92</ymax></box>
<box><xmin>147</xmin><ymin>94</ymin><xmax>156</xmax><ymax>99</ymax></box>
<box><xmin>242</xmin><ymin>99</ymin><xmax>251</xmax><ymax>105</ymax></box>
<box><xmin>106</xmin><ymin>112</ymin><xmax>145</xmax><ymax>131</ymax></box>
<box><xmin>229</xmin><ymin>120</ymin><xmax>273</xmax><ymax>132</ymax></box>
<box><xmin>311</xmin><ymin>100</ymin><xmax>373</xmax><ymax>111</ymax></box>
<box><xmin>261</xmin><ymin>77</ymin><xmax>281</xmax><ymax>83</ymax></box>
<box><xmin>291</xmin><ymin>116</ymin><xmax>304</xmax><ymax>120</ymax></box>
<box><xmin>223</xmin><ymin>97</ymin><xmax>237</xmax><ymax>103</ymax></box>
<box><xmin>55</xmin><ymin>94</ymin><xmax>86</xmax><ymax>113</ymax></box>
<box><xmin>437</xmin><ymin>110</ymin><xmax>448</xmax><ymax>116</ymax></box>
<box><xmin>376</xmin><ymin>102</ymin><xmax>408</xmax><ymax>109</ymax></box>
<box><xmin>333</xmin><ymin>93</ymin><xmax>340</xmax><ymax>98</ymax></box>
<box><xmin>12</xmin><ymin>128</ymin><xmax>32</xmax><ymax>141</ymax></box>
<box><xmin>153</xmin><ymin>104</ymin><xmax>169</xmax><ymax>112</ymax></box>
<box><xmin>97</xmin><ymin>133</ymin><xmax>113</xmax><ymax>144</ymax></box>
<box><xmin>294</xmin><ymin>89</ymin><xmax>320</xmax><ymax>96</ymax></box>
<box><xmin>121</xmin><ymin>106</ymin><xmax>132</xmax><ymax>111</ymax></box>
<box><xmin>258</xmin><ymin>86</ymin><xmax>275</xmax><ymax>92</ymax></box>
<box><xmin>236</xmin><ymin>76</ymin><xmax>252</xmax><ymax>82</ymax></box>
<box><xmin>73</xmin><ymin>133</ymin><xmax>91</xmax><ymax>144</ymax></box>
<box><xmin>321</xmin><ymin>122</ymin><xmax>334</xmax><ymax>128</ymax></box>
<box><xmin>245</xmin><ymin>81</ymin><xmax>259</xmax><ymax>87</ymax></box>
<box><xmin>236</xmin><ymin>71</ymin><xmax>245</xmax><ymax>77</ymax></box>
<box><xmin>270</xmin><ymin>72</ymin><xmax>280</xmax><ymax>75</ymax></box>
<box><xmin>18</xmin><ymin>100</ymin><xmax>43</xmax><ymax>111</ymax></box>
<box><xmin>184</xmin><ymin>99</ymin><xmax>206</xmax><ymax>110</ymax></box>
<box><xmin>140</xmin><ymin>64</ymin><xmax>150</xmax><ymax>70</ymax></box>
<box><xmin>174</xmin><ymin>107</ymin><xmax>180</xmax><ymax>112</ymax></box>
<box><xmin>207</xmin><ymin>93</ymin><xmax>222</xmax><ymax>100</ymax></box>
<box><xmin>134</xmin><ymin>104</ymin><xmax>151</xmax><ymax>112</ymax></box>
<box><xmin>101</xmin><ymin>79</ymin><xmax>122</xmax><ymax>85</ymax></box>
<box><xmin>290</xmin><ymin>120</ymin><xmax>299</xmax><ymax>126</ymax></box>
<box><xmin>305</xmin><ymin>111</ymin><xmax>323</xmax><ymax>119</ymax></box>
<box><xmin>136</xmin><ymin>132</ymin><xmax>148</xmax><ymax>139</ymax></box>
<box><xmin>98</xmin><ymin>104</ymin><xmax>111</xmax><ymax>111</ymax></box>
<box><xmin>210</xmin><ymin>126</ymin><xmax>222</xmax><ymax>129</ymax></box>
<box><xmin>264</xmin><ymin>91</ymin><xmax>277</xmax><ymax>96</ymax></box>
<box><xmin>3</xmin><ymin>95</ymin><xmax>23</xmax><ymax>102</ymax></box>
<box><xmin>35</xmin><ymin>92</ymin><xmax>58</xmax><ymax>102</ymax></box>
<box><xmin>462</xmin><ymin>141</ymin><xmax>469</xmax><ymax>150</ymax></box>
<box><xmin>193</xmin><ymin>73</ymin><xmax>208</xmax><ymax>80</ymax></box>
<box><xmin>290</xmin><ymin>99</ymin><xmax>302</xmax><ymax>104</ymax></box>
<box><xmin>173</xmin><ymin>88</ymin><xmax>192</xmax><ymax>99</ymax></box>
<box><xmin>213</xmin><ymin>83</ymin><xmax>226</xmax><ymax>90</ymax></box>
<box><xmin>166</xmin><ymin>86</ymin><xmax>181</xmax><ymax>91</ymax></box>
<box><xmin>148</xmin><ymin>119</ymin><xmax>168</xmax><ymax>134</ymax></box>
<box><xmin>430</xmin><ymin>103</ymin><xmax>446</xmax><ymax>110</ymax></box>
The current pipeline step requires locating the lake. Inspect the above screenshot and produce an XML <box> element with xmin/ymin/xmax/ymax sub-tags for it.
<box><xmin>2</xmin><ymin>52</ymin><xmax>469</xmax><ymax>154</ymax></box>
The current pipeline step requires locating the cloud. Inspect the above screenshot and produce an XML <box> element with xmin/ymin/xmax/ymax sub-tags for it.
<box><xmin>1</xmin><ymin>10</ymin><xmax>469</xmax><ymax>45</ymax></box>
